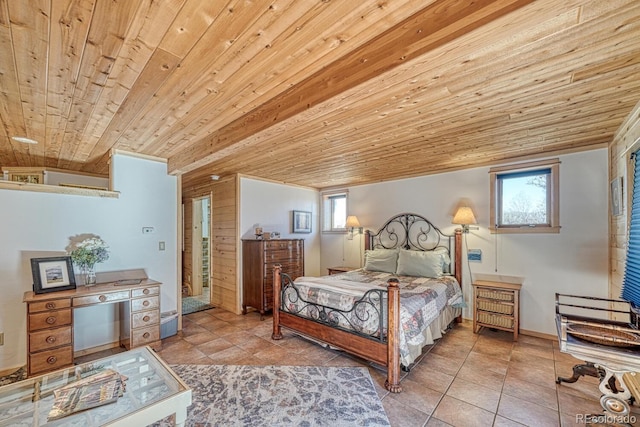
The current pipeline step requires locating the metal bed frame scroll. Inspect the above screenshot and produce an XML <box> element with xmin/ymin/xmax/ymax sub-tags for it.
<box><xmin>555</xmin><ymin>293</ymin><xmax>640</xmax><ymax>424</ymax></box>
<box><xmin>271</xmin><ymin>213</ymin><xmax>462</xmax><ymax>393</ymax></box>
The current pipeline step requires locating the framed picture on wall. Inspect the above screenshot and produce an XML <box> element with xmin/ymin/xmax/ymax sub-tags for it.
<box><xmin>611</xmin><ymin>177</ymin><xmax>623</xmax><ymax>217</ymax></box>
<box><xmin>31</xmin><ymin>256</ymin><xmax>76</xmax><ymax>294</ymax></box>
<box><xmin>292</xmin><ymin>210</ymin><xmax>312</xmax><ymax>233</ymax></box>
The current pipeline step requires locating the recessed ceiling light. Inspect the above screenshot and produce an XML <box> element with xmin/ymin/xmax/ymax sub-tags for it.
<box><xmin>11</xmin><ymin>136</ymin><xmax>38</xmax><ymax>144</ymax></box>
<box><xmin>210</xmin><ymin>175</ymin><xmax>220</xmax><ymax>181</ymax></box>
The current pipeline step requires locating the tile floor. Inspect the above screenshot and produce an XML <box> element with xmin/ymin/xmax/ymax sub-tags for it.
<box><xmin>78</xmin><ymin>308</ymin><xmax>639</xmax><ymax>427</ymax></box>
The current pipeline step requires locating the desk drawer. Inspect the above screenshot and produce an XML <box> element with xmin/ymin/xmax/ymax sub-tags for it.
<box><xmin>74</xmin><ymin>290</ymin><xmax>130</xmax><ymax>307</ymax></box>
<box><xmin>29</xmin><ymin>346</ymin><xmax>73</xmax><ymax>375</ymax></box>
<box><xmin>132</xmin><ymin>309</ymin><xmax>160</xmax><ymax>328</ymax></box>
<box><xmin>131</xmin><ymin>286</ymin><xmax>159</xmax><ymax>298</ymax></box>
<box><xmin>28</xmin><ymin>299</ymin><xmax>71</xmax><ymax>313</ymax></box>
<box><xmin>29</xmin><ymin>326</ymin><xmax>72</xmax><ymax>352</ymax></box>
<box><xmin>131</xmin><ymin>296</ymin><xmax>159</xmax><ymax>312</ymax></box>
<box><xmin>29</xmin><ymin>309</ymin><xmax>72</xmax><ymax>331</ymax></box>
<box><xmin>131</xmin><ymin>325</ymin><xmax>160</xmax><ymax>347</ymax></box>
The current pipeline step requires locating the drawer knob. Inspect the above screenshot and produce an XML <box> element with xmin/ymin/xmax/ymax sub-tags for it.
<box><xmin>45</xmin><ymin>302</ymin><xmax>56</xmax><ymax>310</ymax></box>
<box><xmin>143</xmin><ymin>288</ymin><xmax>150</xmax><ymax>295</ymax></box>
<box><xmin>46</xmin><ymin>336</ymin><xmax>56</xmax><ymax>344</ymax></box>
<box><xmin>143</xmin><ymin>315</ymin><xmax>150</xmax><ymax>322</ymax></box>
<box><xmin>143</xmin><ymin>332</ymin><xmax>150</xmax><ymax>339</ymax></box>
<box><xmin>47</xmin><ymin>356</ymin><xmax>57</xmax><ymax>364</ymax></box>
<box><xmin>99</xmin><ymin>295</ymin><xmax>107</xmax><ymax>302</ymax></box>
<box><xmin>143</xmin><ymin>300</ymin><xmax>150</xmax><ymax>307</ymax></box>
<box><xmin>46</xmin><ymin>316</ymin><xmax>56</xmax><ymax>325</ymax></box>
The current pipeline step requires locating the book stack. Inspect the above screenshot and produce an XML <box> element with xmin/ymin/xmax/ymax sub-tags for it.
<box><xmin>48</xmin><ymin>369</ymin><xmax>128</xmax><ymax>421</ymax></box>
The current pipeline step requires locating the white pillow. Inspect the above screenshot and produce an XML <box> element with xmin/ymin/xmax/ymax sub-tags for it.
<box><xmin>364</xmin><ymin>248</ymin><xmax>398</xmax><ymax>273</ymax></box>
<box><xmin>396</xmin><ymin>249</ymin><xmax>443</xmax><ymax>278</ymax></box>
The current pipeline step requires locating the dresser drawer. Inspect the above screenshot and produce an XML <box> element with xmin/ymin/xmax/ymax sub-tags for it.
<box><xmin>132</xmin><ymin>309</ymin><xmax>160</xmax><ymax>328</ymax></box>
<box><xmin>29</xmin><ymin>346</ymin><xmax>73</xmax><ymax>375</ymax></box>
<box><xmin>265</xmin><ymin>261</ymin><xmax>303</xmax><ymax>279</ymax></box>
<box><xmin>28</xmin><ymin>299</ymin><xmax>71</xmax><ymax>313</ymax></box>
<box><xmin>29</xmin><ymin>309</ymin><xmax>72</xmax><ymax>331</ymax></box>
<box><xmin>131</xmin><ymin>325</ymin><xmax>160</xmax><ymax>347</ymax></box>
<box><xmin>131</xmin><ymin>296</ymin><xmax>159</xmax><ymax>312</ymax></box>
<box><xmin>265</xmin><ymin>240</ymin><xmax>302</xmax><ymax>251</ymax></box>
<box><xmin>73</xmin><ymin>290</ymin><xmax>130</xmax><ymax>307</ymax></box>
<box><xmin>264</xmin><ymin>248</ymin><xmax>302</xmax><ymax>262</ymax></box>
<box><xmin>29</xmin><ymin>326</ymin><xmax>72</xmax><ymax>352</ymax></box>
<box><xmin>131</xmin><ymin>286</ymin><xmax>159</xmax><ymax>298</ymax></box>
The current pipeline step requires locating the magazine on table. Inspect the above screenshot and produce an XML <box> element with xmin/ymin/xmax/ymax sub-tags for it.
<box><xmin>47</xmin><ymin>369</ymin><xmax>128</xmax><ymax>421</ymax></box>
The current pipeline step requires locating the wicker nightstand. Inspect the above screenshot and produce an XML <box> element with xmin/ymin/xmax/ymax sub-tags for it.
<box><xmin>473</xmin><ymin>280</ymin><xmax>522</xmax><ymax>341</ymax></box>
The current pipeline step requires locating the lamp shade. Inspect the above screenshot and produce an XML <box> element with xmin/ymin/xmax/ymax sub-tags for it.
<box><xmin>345</xmin><ymin>216</ymin><xmax>361</xmax><ymax>228</ymax></box>
<box><xmin>452</xmin><ymin>207</ymin><xmax>477</xmax><ymax>225</ymax></box>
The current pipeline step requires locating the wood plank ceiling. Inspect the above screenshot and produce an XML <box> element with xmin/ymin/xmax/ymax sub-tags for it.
<box><xmin>1</xmin><ymin>0</ymin><xmax>639</xmax><ymax>189</ymax></box>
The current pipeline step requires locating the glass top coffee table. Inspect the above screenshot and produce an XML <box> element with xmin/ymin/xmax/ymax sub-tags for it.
<box><xmin>0</xmin><ymin>346</ymin><xmax>191</xmax><ymax>426</ymax></box>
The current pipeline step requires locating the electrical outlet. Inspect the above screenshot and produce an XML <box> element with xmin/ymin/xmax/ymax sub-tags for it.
<box><xmin>0</xmin><ymin>332</ymin><xmax>4</xmax><ymax>346</ymax></box>
<box><xmin>159</xmin><ymin>241</ymin><xmax>165</xmax><ymax>251</ymax></box>
<box><xmin>142</xmin><ymin>227</ymin><xmax>154</xmax><ymax>234</ymax></box>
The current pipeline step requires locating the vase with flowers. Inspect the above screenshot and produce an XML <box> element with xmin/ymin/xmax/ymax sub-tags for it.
<box><xmin>68</xmin><ymin>236</ymin><xmax>110</xmax><ymax>286</ymax></box>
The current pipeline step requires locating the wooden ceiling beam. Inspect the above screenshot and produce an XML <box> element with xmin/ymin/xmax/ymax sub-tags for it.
<box><xmin>168</xmin><ymin>0</ymin><xmax>536</xmax><ymax>175</ymax></box>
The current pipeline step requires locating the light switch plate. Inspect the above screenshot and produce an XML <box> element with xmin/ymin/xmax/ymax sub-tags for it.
<box><xmin>159</xmin><ymin>241</ymin><xmax>165</xmax><ymax>251</ymax></box>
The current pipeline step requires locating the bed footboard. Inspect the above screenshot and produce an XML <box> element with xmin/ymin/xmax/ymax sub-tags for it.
<box><xmin>271</xmin><ymin>265</ymin><xmax>402</xmax><ymax>393</ymax></box>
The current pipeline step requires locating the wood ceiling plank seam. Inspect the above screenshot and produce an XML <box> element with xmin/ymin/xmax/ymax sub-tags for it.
<box><xmin>189</xmin><ymin>113</ymin><xmax>615</xmax><ymax>177</ymax></box>
<box><xmin>158</xmin><ymin>0</ymin><xmax>233</xmax><ymax>58</ymax></box>
<box><xmin>127</xmin><ymin>3</ymin><xmax>390</xmax><ymax>154</ymax></box>
<box><xmin>242</xmin><ymin>1</ymin><xmax>441</xmax><ymax>99</ymax></box>
<box><xmin>7</xmin><ymin>0</ymin><xmax>50</xmax><ymax>167</ymax></box>
<box><xmin>44</xmin><ymin>0</ymin><xmax>96</xmax><ymax>168</ymax></box>
<box><xmin>0</xmin><ymin>1</ymin><xmax>28</xmax><ymax>166</ymax></box>
<box><xmin>171</xmin><ymin>0</ymin><xmax>537</xmax><ymax>175</ymax></box>
<box><xmin>128</xmin><ymin>0</ymin><xmax>302</xmax><ymax>154</ymax></box>
<box><xmin>74</xmin><ymin>0</ymin><xmax>190</xmax><ymax>164</ymax></box>
<box><xmin>142</xmin><ymin>0</ymin><xmax>436</xmax><ymax>154</ymax></box>
<box><xmin>113</xmin><ymin>0</ymin><xmax>276</xmax><ymax>152</ymax></box>
<box><xmin>442</xmin><ymin>3</ymin><xmax>640</xmax><ymax>96</ymax></box>
<box><xmin>56</xmin><ymin>0</ymin><xmax>141</xmax><ymax>169</ymax></box>
<box><xmin>84</xmin><ymin>47</ymin><xmax>181</xmax><ymax>162</ymax></box>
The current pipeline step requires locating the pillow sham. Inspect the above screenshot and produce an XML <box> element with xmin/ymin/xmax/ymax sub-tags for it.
<box><xmin>363</xmin><ymin>248</ymin><xmax>398</xmax><ymax>273</ymax></box>
<box><xmin>396</xmin><ymin>249</ymin><xmax>443</xmax><ymax>278</ymax></box>
<box><xmin>434</xmin><ymin>247</ymin><xmax>452</xmax><ymax>274</ymax></box>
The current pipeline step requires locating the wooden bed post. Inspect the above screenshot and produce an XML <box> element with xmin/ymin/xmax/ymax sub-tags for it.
<box><xmin>454</xmin><ymin>228</ymin><xmax>463</xmax><ymax>323</ymax></box>
<box><xmin>271</xmin><ymin>264</ymin><xmax>283</xmax><ymax>340</ymax></box>
<box><xmin>385</xmin><ymin>278</ymin><xmax>402</xmax><ymax>393</ymax></box>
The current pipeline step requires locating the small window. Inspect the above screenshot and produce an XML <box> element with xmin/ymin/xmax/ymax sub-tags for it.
<box><xmin>489</xmin><ymin>159</ymin><xmax>560</xmax><ymax>234</ymax></box>
<box><xmin>322</xmin><ymin>192</ymin><xmax>347</xmax><ymax>232</ymax></box>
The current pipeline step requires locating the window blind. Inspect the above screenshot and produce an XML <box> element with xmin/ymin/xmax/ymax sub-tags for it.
<box><xmin>622</xmin><ymin>151</ymin><xmax>640</xmax><ymax>307</ymax></box>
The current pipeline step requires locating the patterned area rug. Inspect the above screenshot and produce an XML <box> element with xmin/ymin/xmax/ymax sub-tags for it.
<box><xmin>153</xmin><ymin>364</ymin><xmax>390</xmax><ymax>427</ymax></box>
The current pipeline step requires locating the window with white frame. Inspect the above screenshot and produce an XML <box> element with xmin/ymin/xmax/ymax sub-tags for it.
<box><xmin>489</xmin><ymin>159</ymin><xmax>560</xmax><ymax>233</ymax></box>
<box><xmin>321</xmin><ymin>191</ymin><xmax>347</xmax><ymax>232</ymax></box>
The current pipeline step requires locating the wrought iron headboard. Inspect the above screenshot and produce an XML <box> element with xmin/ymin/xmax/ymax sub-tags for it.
<box><xmin>365</xmin><ymin>213</ymin><xmax>460</xmax><ymax>280</ymax></box>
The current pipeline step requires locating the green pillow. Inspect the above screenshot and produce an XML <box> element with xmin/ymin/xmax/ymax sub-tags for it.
<box><xmin>363</xmin><ymin>249</ymin><xmax>398</xmax><ymax>273</ymax></box>
<box><xmin>396</xmin><ymin>249</ymin><xmax>443</xmax><ymax>278</ymax></box>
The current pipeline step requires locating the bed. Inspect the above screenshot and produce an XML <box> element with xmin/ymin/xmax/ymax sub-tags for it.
<box><xmin>271</xmin><ymin>213</ymin><xmax>463</xmax><ymax>393</ymax></box>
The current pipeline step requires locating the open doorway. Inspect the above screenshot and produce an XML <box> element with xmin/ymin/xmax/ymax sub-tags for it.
<box><xmin>182</xmin><ymin>195</ymin><xmax>214</xmax><ymax>314</ymax></box>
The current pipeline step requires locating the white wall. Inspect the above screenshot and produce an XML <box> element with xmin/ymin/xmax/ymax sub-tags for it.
<box><xmin>240</xmin><ymin>177</ymin><xmax>321</xmax><ymax>277</ymax></box>
<box><xmin>321</xmin><ymin>149</ymin><xmax>609</xmax><ymax>335</ymax></box>
<box><xmin>0</xmin><ymin>154</ymin><xmax>178</xmax><ymax>369</ymax></box>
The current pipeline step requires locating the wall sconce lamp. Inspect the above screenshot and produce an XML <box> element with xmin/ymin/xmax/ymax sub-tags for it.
<box><xmin>452</xmin><ymin>206</ymin><xmax>479</xmax><ymax>233</ymax></box>
<box><xmin>346</xmin><ymin>215</ymin><xmax>363</xmax><ymax>239</ymax></box>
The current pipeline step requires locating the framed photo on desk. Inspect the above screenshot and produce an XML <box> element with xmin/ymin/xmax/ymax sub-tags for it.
<box><xmin>31</xmin><ymin>256</ymin><xmax>76</xmax><ymax>294</ymax></box>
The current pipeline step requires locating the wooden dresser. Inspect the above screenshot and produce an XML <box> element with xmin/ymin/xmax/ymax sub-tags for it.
<box><xmin>242</xmin><ymin>239</ymin><xmax>304</xmax><ymax>318</ymax></box>
<box><xmin>24</xmin><ymin>279</ymin><xmax>161</xmax><ymax>376</ymax></box>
